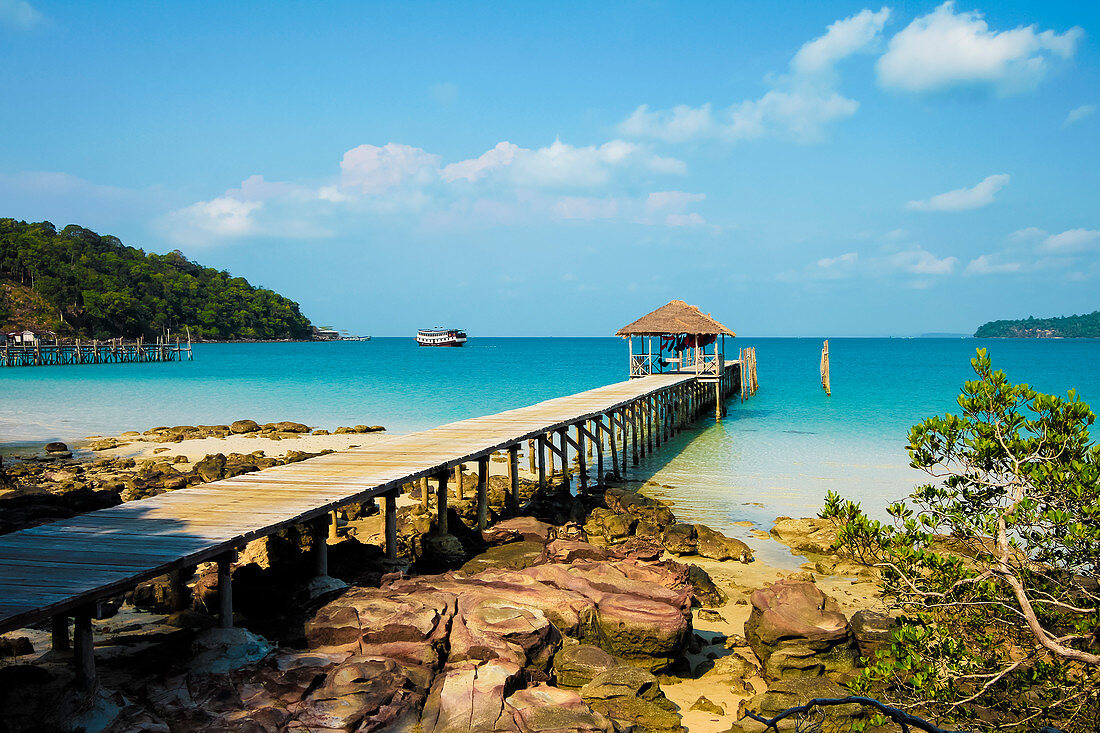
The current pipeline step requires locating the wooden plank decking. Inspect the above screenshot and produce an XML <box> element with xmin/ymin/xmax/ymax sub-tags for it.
<box><xmin>0</xmin><ymin>371</ymin><xmax>727</xmax><ymax>633</ymax></box>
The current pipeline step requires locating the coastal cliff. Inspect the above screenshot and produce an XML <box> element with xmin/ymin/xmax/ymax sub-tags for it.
<box><xmin>0</xmin><ymin>218</ymin><xmax>313</xmax><ymax>340</ymax></box>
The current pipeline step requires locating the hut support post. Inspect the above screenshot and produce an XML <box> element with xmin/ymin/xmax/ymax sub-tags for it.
<box><xmin>217</xmin><ymin>553</ymin><xmax>233</xmax><ymax>629</ymax></box>
<box><xmin>420</xmin><ymin>477</ymin><xmax>430</xmax><ymax>511</ymax></box>
<box><xmin>508</xmin><ymin>445</ymin><xmax>520</xmax><ymax>512</ymax></box>
<box><xmin>527</xmin><ymin>440</ymin><xmax>536</xmax><ymax>474</ymax></box>
<box><xmin>476</xmin><ymin>456</ymin><xmax>489</xmax><ymax>531</ymax></box>
<box><xmin>73</xmin><ymin>607</ymin><xmax>96</xmax><ymax>690</ymax></box>
<box><xmin>385</xmin><ymin>492</ymin><xmax>398</xmax><ymax>559</ymax></box>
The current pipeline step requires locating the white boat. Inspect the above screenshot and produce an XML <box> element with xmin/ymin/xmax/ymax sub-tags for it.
<box><xmin>416</xmin><ymin>328</ymin><xmax>467</xmax><ymax>347</ymax></box>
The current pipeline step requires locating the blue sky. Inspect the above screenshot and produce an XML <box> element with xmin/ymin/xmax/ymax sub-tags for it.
<box><xmin>1</xmin><ymin>1</ymin><xmax>1097</xmax><ymax>336</ymax></box>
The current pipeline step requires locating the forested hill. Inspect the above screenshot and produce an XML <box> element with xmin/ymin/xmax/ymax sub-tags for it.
<box><xmin>974</xmin><ymin>311</ymin><xmax>1100</xmax><ymax>338</ymax></box>
<box><xmin>0</xmin><ymin>219</ymin><xmax>313</xmax><ymax>340</ymax></box>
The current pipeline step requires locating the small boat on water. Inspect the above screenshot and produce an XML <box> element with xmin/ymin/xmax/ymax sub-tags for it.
<box><xmin>416</xmin><ymin>328</ymin><xmax>467</xmax><ymax>347</ymax></box>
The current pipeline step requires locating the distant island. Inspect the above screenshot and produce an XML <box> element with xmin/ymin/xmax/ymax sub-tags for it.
<box><xmin>0</xmin><ymin>219</ymin><xmax>313</xmax><ymax>341</ymax></box>
<box><xmin>974</xmin><ymin>311</ymin><xmax>1100</xmax><ymax>338</ymax></box>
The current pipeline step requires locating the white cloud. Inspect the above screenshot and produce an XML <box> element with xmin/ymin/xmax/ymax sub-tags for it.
<box><xmin>877</xmin><ymin>2</ymin><xmax>1083</xmax><ymax>95</ymax></box>
<box><xmin>886</xmin><ymin>248</ymin><xmax>958</xmax><ymax>274</ymax></box>
<box><xmin>552</xmin><ymin>196</ymin><xmax>619</xmax><ymax>220</ymax></box>
<box><xmin>818</xmin><ymin>252</ymin><xmax>858</xmax><ymax>268</ymax></box>
<box><xmin>665</xmin><ymin>213</ymin><xmax>706</xmax><ymax>227</ymax></box>
<box><xmin>339</xmin><ymin>143</ymin><xmax>440</xmax><ymax>194</ymax></box>
<box><xmin>646</xmin><ymin>191</ymin><xmax>705</xmax><ymax>212</ymax></box>
<box><xmin>441</xmin><ymin>142</ymin><xmax>519</xmax><ymax>183</ymax></box>
<box><xmin>618</xmin><ymin>7</ymin><xmax>887</xmax><ymax>144</ymax></box>
<box><xmin>1043</xmin><ymin>228</ymin><xmax>1100</xmax><ymax>252</ymax></box>
<box><xmin>442</xmin><ymin>139</ymin><xmax>684</xmax><ymax>187</ymax></box>
<box><xmin>792</xmin><ymin>7</ymin><xmax>891</xmax><ymax>78</ymax></box>
<box><xmin>906</xmin><ymin>173</ymin><xmax>1009</xmax><ymax>212</ymax></box>
<box><xmin>966</xmin><ymin>254</ymin><xmax>1022</xmax><ymax>274</ymax></box>
<box><xmin>1011</xmin><ymin>226</ymin><xmax>1047</xmax><ymax>242</ymax></box>
<box><xmin>1065</xmin><ymin>104</ymin><xmax>1096</xmax><ymax>126</ymax></box>
<box><xmin>169</xmin><ymin>197</ymin><xmax>263</xmax><ymax>241</ymax></box>
<box><xmin>0</xmin><ymin>0</ymin><xmax>43</xmax><ymax>29</ymax></box>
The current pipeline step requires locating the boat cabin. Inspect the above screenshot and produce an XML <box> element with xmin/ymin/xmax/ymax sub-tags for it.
<box><xmin>616</xmin><ymin>300</ymin><xmax>734</xmax><ymax>380</ymax></box>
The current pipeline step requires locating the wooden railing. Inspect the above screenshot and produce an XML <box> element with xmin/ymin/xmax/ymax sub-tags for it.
<box><xmin>629</xmin><ymin>352</ymin><xmax>724</xmax><ymax>378</ymax></box>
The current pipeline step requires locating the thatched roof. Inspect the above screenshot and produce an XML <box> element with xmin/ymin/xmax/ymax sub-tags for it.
<box><xmin>615</xmin><ymin>300</ymin><xmax>735</xmax><ymax>337</ymax></box>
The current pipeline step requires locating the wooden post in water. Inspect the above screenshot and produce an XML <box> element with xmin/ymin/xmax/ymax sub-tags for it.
<box><xmin>73</xmin><ymin>607</ymin><xmax>96</xmax><ymax>690</ymax></box>
<box><xmin>537</xmin><ymin>435</ymin><xmax>547</xmax><ymax>491</ymax></box>
<box><xmin>575</xmin><ymin>425</ymin><xmax>587</xmax><ymax>491</ymax></box>
<box><xmin>51</xmin><ymin>614</ymin><xmax>69</xmax><ymax>652</ymax></box>
<box><xmin>217</xmin><ymin>553</ymin><xmax>233</xmax><ymax>628</ymax></box>
<box><xmin>385</xmin><ymin>493</ymin><xmax>398</xmax><ymax>559</ymax></box>
<box><xmin>436</xmin><ymin>471</ymin><xmax>449</xmax><ymax>534</ymax></box>
<box><xmin>557</xmin><ymin>428</ymin><xmax>570</xmax><ymax>493</ymax></box>
<box><xmin>312</xmin><ymin>517</ymin><xmax>329</xmax><ymax>576</ymax></box>
<box><xmin>476</xmin><ymin>456</ymin><xmax>489</xmax><ymax>531</ymax></box>
<box><xmin>631</xmin><ymin>402</ymin><xmax>640</xmax><ymax>465</ymax></box>
<box><xmin>820</xmin><ymin>340</ymin><xmax>831</xmax><ymax>396</ymax></box>
<box><xmin>508</xmin><ymin>445</ymin><xmax>520</xmax><ymax>512</ymax></box>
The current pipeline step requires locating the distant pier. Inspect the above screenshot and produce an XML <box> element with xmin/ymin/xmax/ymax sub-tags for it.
<box><xmin>1</xmin><ymin>336</ymin><xmax>193</xmax><ymax>368</ymax></box>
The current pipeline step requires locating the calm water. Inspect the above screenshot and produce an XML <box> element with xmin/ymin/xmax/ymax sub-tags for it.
<box><xmin>4</xmin><ymin>338</ymin><xmax>1100</xmax><ymax>566</ymax></box>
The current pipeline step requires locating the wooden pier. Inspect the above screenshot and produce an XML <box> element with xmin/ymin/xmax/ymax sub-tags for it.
<box><xmin>0</xmin><ymin>363</ymin><xmax>741</xmax><ymax>687</ymax></box>
<box><xmin>1</xmin><ymin>336</ymin><xmax>192</xmax><ymax>368</ymax></box>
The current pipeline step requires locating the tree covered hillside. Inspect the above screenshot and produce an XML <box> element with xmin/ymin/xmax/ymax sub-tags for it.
<box><xmin>975</xmin><ymin>311</ymin><xmax>1100</xmax><ymax>338</ymax></box>
<box><xmin>0</xmin><ymin>219</ymin><xmax>313</xmax><ymax>340</ymax></box>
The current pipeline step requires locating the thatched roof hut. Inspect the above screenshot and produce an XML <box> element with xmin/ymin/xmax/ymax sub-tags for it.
<box><xmin>615</xmin><ymin>300</ymin><xmax>735</xmax><ymax>337</ymax></box>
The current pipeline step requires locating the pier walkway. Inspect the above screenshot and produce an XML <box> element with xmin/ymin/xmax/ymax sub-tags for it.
<box><xmin>0</xmin><ymin>365</ymin><xmax>739</xmax><ymax>687</ymax></box>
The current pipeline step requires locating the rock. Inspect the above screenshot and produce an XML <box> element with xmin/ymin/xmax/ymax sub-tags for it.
<box><xmin>305</xmin><ymin>574</ymin><xmax>349</xmax><ymax>599</ymax></box>
<box><xmin>484</xmin><ymin>516</ymin><xmax>556</xmax><ymax>544</ymax></box>
<box><xmin>420</xmin><ymin>659</ymin><xmax>521</xmax><ymax>733</ymax></box>
<box><xmin>849</xmin><ymin>610</ymin><xmax>896</xmax><ymax>659</ymax></box>
<box><xmin>697</xmin><ymin>609</ymin><xmax>725</xmax><ymax>624</ymax></box>
<box><xmin>297</xmin><ymin>655</ymin><xmax>426</xmax><ymax>731</ymax></box>
<box><xmin>742</xmin><ymin>676</ymin><xmax>863</xmax><ymax>722</ymax></box>
<box><xmin>43</xmin><ymin>442</ymin><xmax>68</xmax><ymax>453</ymax></box>
<box><xmin>312</xmin><ymin>428</ymin><xmax>330</xmax><ymax>435</ymax></box>
<box><xmin>421</xmin><ymin>532</ymin><xmax>469</xmax><ymax>569</ymax></box>
<box><xmin>544</xmin><ymin>539</ymin><xmax>609</xmax><ymax>564</ymax></box>
<box><xmin>460</xmin><ymin>541</ymin><xmax>546</xmax><ymax>574</ymax></box>
<box><xmin>0</xmin><ymin>636</ymin><xmax>34</xmax><ymax>657</ymax></box>
<box><xmin>687</xmin><ymin>564</ymin><xmax>728</xmax><ymax>608</ymax></box>
<box><xmin>662</xmin><ymin>523</ymin><xmax>697</xmax><ymax>555</ymax></box>
<box><xmin>273</xmin><ymin>421</ymin><xmax>310</xmax><ymax>433</ymax></box>
<box><xmin>690</xmin><ymin>695</ymin><xmax>725</xmax><ymax>715</ymax></box>
<box><xmin>554</xmin><ymin>644</ymin><xmax>620</xmax><ymax>688</ymax></box>
<box><xmin>506</xmin><ymin>684</ymin><xmax>614</xmax><ymax>733</ymax></box>
<box><xmin>229</xmin><ymin>419</ymin><xmax>260</xmax><ymax>434</ymax></box>
<box><xmin>604</xmin><ymin>487</ymin><xmax>677</xmax><ymax>528</ymax></box>
<box><xmin>580</xmin><ymin>666</ymin><xmax>684</xmax><ymax>733</ymax></box>
<box><xmin>189</xmin><ymin>627</ymin><xmax>273</xmax><ymax>674</ymax></box>
<box><xmin>192</xmin><ymin>453</ymin><xmax>226</xmax><ymax>482</ymax></box>
<box><xmin>770</xmin><ymin>517</ymin><xmax>840</xmax><ymax>556</ymax></box>
<box><xmin>694</xmin><ymin>524</ymin><xmax>754</xmax><ymax>563</ymax></box>
<box><xmin>744</xmin><ymin>580</ymin><xmax>859</xmax><ymax>681</ymax></box>
<box><xmin>305</xmin><ymin>588</ymin><xmax>455</xmax><ymax>652</ymax></box>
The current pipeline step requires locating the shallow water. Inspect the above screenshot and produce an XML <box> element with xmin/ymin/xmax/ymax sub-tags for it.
<box><xmin>4</xmin><ymin>337</ymin><xmax>1100</xmax><ymax>566</ymax></box>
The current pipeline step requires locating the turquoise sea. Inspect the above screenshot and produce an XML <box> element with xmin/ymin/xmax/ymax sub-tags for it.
<box><xmin>4</xmin><ymin>338</ymin><xmax>1100</xmax><ymax>566</ymax></box>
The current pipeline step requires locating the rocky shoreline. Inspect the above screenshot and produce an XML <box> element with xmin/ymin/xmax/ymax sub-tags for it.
<box><xmin>0</xmin><ymin>426</ymin><xmax>888</xmax><ymax>732</ymax></box>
